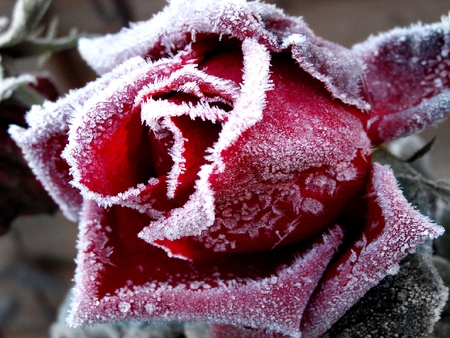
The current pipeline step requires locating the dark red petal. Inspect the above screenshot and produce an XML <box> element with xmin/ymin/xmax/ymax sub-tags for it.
<box><xmin>68</xmin><ymin>200</ymin><xmax>343</xmax><ymax>336</ymax></box>
<box><xmin>8</xmin><ymin>60</ymin><xmax>157</xmax><ymax>221</ymax></box>
<box><xmin>300</xmin><ymin>163</ymin><xmax>444</xmax><ymax>337</ymax></box>
<box><xmin>30</xmin><ymin>75</ymin><xmax>60</xmax><ymax>102</ymax></box>
<box><xmin>353</xmin><ymin>17</ymin><xmax>450</xmax><ymax>143</ymax></box>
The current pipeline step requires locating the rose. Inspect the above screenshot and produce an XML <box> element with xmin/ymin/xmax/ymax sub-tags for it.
<box><xmin>0</xmin><ymin>76</ymin><xmax>58</xmax><ymax>234</ymax></box>
<box><xmin>9</xmin><ymin>0</ymin><xmax>450</xmax><ymax>337</ymax></box>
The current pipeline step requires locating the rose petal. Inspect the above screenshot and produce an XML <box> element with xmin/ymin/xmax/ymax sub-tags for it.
<box><xmin>78</xmin><ymin>0</ymin><xmax>280</xmax><ymax>75</ymax></box>
<box><xmin>67</xmin><ymin>199</ymin><xmax>343</xmax><ymax>337</ymax></box>
<box><xmin>78</xmin><ymin>0</ymin><xmax>369</xmax><ymax>110</ymax></box>
<box><xmin>353</xmin><ymin>15</ymin><xmax>450</xmax><ymax>143</ymax></box>
<box><xmin>300</xmin><ymin>163</ymin><xmax>444</xmax><ymax>337</ymax></box>
<box><xmin>8</xmin><ymin>58</ymin><xmax>157</xmax><ymax>221</ymax></box>
<box><xmin>286</xmin><ymin>34</ymin><xmax>369</xmax><ymax>110</ymax></box>
<box><xmin>138</xmin><ymin>38</ymin><xmax>272</xmax><ymax>245</ymax></box>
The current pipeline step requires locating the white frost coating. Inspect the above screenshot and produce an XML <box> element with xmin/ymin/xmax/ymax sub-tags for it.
<box><xmin>136</xmin><ymin>64</ymin><xmax>240</xmax><ymax>113</ymax></box>
<box><xmin>78</xmin><ymin>0</ymin><xmax>367</xmax><ymax>110</ymax></box>
<box><xmin>159</xmin><ymin>117</ymin><xmax>186</xmax><ymax>199</ymax></box>
<box><xmin>206</xmin><ymin>38</ymin><xmax>273</xmax><ymax>172</ymax></box>
<box><xmin>378</xmin><ymin>90</ymin><xmax>450</xmax><ymax>142</ymax></box>
<box><xmin>61</xmin><ymin>57</ymin><xmax>161</xmax><ymax>206</ymax></box>
<box><xmin>67</xmin><ymin>201</ymin><xmax>115</xmax><ymax>325</ymax></box>
<box><xmin>286</xmin><ymin>34</ymin><xmax>369</xmax><ymax>110</ymax></box>
<box><xmin>9</xmin><ymin>57</ymin><xmax>150</xmax><ymax>221</ymax></box>
<box><xmin>305</xmin><ymin>173</ymin><xmax>337</xmax><ymax>196</ymax></box>
<box><xmin>137</xmin><ymin>38</ymin><xmax>272</xmax><ymax>243</ymax></box>
<box><xmin>352</xmin><ymin>14</ymin><xmax>450</xmax><ymax>142</ymax></box>
<box><xmin>78</xmin><ymin>0</ymin><xmax>278</xmax><ymax>75</ymax></box>
<box><xmin>301</xmin><ymin>198</ymin><xmax>324</xmax><ymax>215</ymax></box>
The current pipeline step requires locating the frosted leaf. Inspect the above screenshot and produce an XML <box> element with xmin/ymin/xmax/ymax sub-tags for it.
<box><xmin>0</xmin><ymin>0</ymin><xmax>50</xmax><ymax>48</ymax></box>
<box><xmin>67</xmin><ymin>199</ymin><xmax>343</xmax><ymax>338</ymax></box>
<box><xmin>0</xmin><ymin>73</ymin><xmax>35</xmax><ymax>101</ymax></box>
<box><xmin>353</xmin><ymin>15</ymin><xmax>450</xmax><ymax>143</ymax></box>
<box><xmin>300</xmin><ymin>163</ymin><xmax>444</xmax><ymax>337</ymax></box>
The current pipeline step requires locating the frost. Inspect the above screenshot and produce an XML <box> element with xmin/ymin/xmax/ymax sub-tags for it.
<box><xmin>138</xmin><ymin>38</ymin><xmax>272</xmax><ymax>244</ymax></box>
<box><xmin>288</xmin><ymin>34</ymin><xmax>369</xmax><ymax>110</ymax></box>
<box><xmin>78</xmin><ymin>0</ymin><xmax>279</xmax><ymax>75</ymax></box>
<box><xmin>118</xmin><ymin>302</ymin><xmax>131</xmax><ymax>313</ymax></box>
<box><xmin>301</xmin><ymin>198</ymin><xmax>324</xmax><ymax>215</ymax></box>
<box><xmin>78</xmin><ymin>0</ymin><xmax>368</xmax><ymax>109</ymax></box>
<box><xmin>378</xmin><ymin>90</ymin><xmax>450</xmax><ymax>142</ymax></box>
<box><xmin>68</xmin><ymin>199</ymin><xmax>343</xmax><ymax>338</ymax></box>
<box><xmin>353</xmin><ymin>14</ymin><xmax>450</xmax><ymax>143</ymax></box>
<box><xmin>300</xmin><ymin>164</ymin><xmax>444</xmax><ymax>337</ymax></box>
<box><xmin>324</xmin><ymin>246</ymin><xmax>448</xmax><ymax>338</ymax></box>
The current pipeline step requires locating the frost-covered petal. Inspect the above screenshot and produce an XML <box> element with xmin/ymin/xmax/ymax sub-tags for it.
<box><xmin>78</xmin><ymin>0</ymin><xmax>280</xmax><ymax>75</ymax></box>
<box><xmin>68</xmin><ymin>200</ymin><xmax>343</xmax><ymax>338</ymax></box>
<box><xmin>78</xmin><ymin>0</ymin><xmax>369</xmax><ymax>109</ymax></box>
<box><xmin>138</xmin><ymin>38</ymin><xmax>272</xmax><ymax>246</ymax></box>
<box><xmin>8</xmin><ymin>58</ymin><xmax>159</xmax><ymax>221</ymax></box>
<box><xmin>62</xmin><ymin>56</ymin><xmax>193</xmax><ymax>214</ymax></box>
<box><xmin>353</xmin><ymin>15</ymin><xmax>450</xmax><ymax>143</ymax></box>
<box><xmin>286</xmin><ymin>34</ymin><xmax>369</xmax><ymax>110</ymax></box>
<box><xmin>300</xmin><ymin>163</ymin><xmax>444</xmax><ymax>337</ymax></box>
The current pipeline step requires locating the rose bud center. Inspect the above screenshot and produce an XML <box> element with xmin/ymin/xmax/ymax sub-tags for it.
<box><xmin>150</xmin><ymin>40</ymin><xmax>373</xmax><ymax>259</ymax></box>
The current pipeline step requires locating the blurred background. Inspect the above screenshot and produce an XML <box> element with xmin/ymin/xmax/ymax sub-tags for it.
<box><xmin>0</xmin><ymin>0</ymin><xmax>449</xmax><ymax>337</ymax></box>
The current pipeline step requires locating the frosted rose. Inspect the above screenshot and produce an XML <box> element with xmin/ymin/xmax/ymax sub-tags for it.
<box><xmin>9</xmin><ymin>0</ymin><xmax>450</xmax><ymax>337</ymax></box>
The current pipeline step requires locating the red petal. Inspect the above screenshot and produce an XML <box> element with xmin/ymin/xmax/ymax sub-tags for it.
<box><xmin>353</xmin><ymin>17</ymin><xmax>450</xmax><ymax>143</ymax></box>
<box><xmin>300</xmin><ymin>163</ymin><xmax>444</xmax><ymax>337</ymax></box>
<box><xmin>68</xmin><ymin>200</ymin><xmax>343</xmax><ymax>337</ymax></box>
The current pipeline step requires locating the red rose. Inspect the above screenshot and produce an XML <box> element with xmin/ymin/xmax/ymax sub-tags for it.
<box><xmin>0</xmin><ymin>76</ymin><xmax>58</xmax><ymax>235</ymax></box>
<box><xmin>9</xmin><ymin>1</ymin><xmax>449</xmax><ymax>337</ymax></box>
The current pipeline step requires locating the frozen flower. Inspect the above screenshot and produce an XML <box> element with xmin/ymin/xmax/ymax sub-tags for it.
<box><xmin>9</xmin><ymin>0</ymin><xmax>450</xmax><ymax>337</ymax></box>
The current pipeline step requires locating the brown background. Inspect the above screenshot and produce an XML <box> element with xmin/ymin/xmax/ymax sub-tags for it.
<box><xmin>0</xmin><ymin>0</ymin><xmax>449</xmax><ymax>337</ymax></box>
